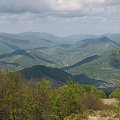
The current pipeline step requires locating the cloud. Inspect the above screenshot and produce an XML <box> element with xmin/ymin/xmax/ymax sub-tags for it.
<box><xmin>108</xmin><ymin>0</ymin><xmax>120</xmax><ymax>5</ymax></box>
<box><xmin>0</xmin><ymin>0</ymin><xmax>119</xmax><ymax>21</ymax></box>
<box><xmin>49</xmin><ymin>0</ymin><xmax>83</xmax><ymax>11</ymax></box>
<box><xmin>0</xmin><ymin>0</ymin><xmax>120</xmax><ymax>35</ymax></box>
<box><xmin>0</xmin><ymin>0</ymin><xmax>50</xmax><ymax>13</ymax></box>
<box><xmin>0</xmin><ymin>0</ymin><xmax>119</xmax><ymax>14</ymax></box>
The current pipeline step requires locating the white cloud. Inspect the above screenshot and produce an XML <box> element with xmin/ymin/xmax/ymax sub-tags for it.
<box><xmin>49</xmin><ymin>0</ymin><xmax>83</xmax><ymax>11</ymax></box>
<box><xmin>85</xmin><ymin>0</ymin><xmax>106</xmax><ymax>4</ymax></box>
<box><xmin>0</xmin><ymin>0</ymin><xmax>119</xmax><ymax>20</ymax></box>
<box><xmin>0</xmin><ymin>0</ymin><xmax>119</xmax><ymax>14</ymax></box>
<box><xmin>0</xmin><ymin>0</ymin><xmax>120</xmax><ymax>34</ymax></box>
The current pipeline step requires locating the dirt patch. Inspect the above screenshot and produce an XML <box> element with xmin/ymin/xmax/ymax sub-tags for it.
<box><xmin>101</xmin><ymin>98</ymin><xmax>119</xmax><ymax>107</ymax></box>
<box><xmin>64</xmin><ymin>99</ymin><xmax>120</xmax><ymax>120</ymax></box>
<box><xmin>88</xmin><ymin>111</ymin><xmax>120</xmax><ymax>120</ymax></box>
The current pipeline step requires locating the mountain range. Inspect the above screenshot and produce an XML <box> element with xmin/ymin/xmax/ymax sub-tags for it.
<box><xmin>0</xmin><ymin>32</ymin><xmax>120</xmax><ymax>92</ymax></box>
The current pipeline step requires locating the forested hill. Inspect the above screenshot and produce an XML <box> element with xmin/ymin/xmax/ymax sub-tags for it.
<box><xmin>20</xmin><ymin>65</ymin><xmax>73</xmax><ymax>86</ymax></box>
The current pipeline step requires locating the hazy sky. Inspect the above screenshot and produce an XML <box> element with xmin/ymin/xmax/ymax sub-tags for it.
<box><xmin>0</xmin><ymin>0</ymin><xmax>120</xmax><ymax>36</ymax></box>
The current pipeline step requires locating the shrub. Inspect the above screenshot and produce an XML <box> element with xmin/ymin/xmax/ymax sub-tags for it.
<box><xmin>81</xmin><ymin>92</ymin><xmax>104</xmax><ymax>111</ymax></box>
<box><xmin>109</xmin><ymin>88</ymin><xmax>120</xmax><ymax>99</ymax></box>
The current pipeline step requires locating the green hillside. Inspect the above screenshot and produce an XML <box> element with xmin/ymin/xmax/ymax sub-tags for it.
<box><xmin>0</xmin><ymin>32</ymin><xmax>58</xmax><ymax>49</ymax></box>
<box><xmin>0</xmin><ymin>33</ymin><xmax>120</xmax><ymax>90</ymax></box>
<box><xmin>0</xmin><ymin>42</ymin><xmax>15</xmax><ymax>54</ymax></box>
<box><xmin>20</xmin><ymin>65</ymin><xmax>73</xmax><ymax>86</ymax></box>
<box><xmin>67</xmin><ymin>52</ymin><xmax>120</xmax><ymax>89</ymax></box>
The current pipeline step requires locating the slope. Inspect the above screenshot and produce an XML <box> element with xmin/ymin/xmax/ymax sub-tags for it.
<box><xmin>20</xmin><ymin>65</ymin><xmax>73</xmax><ymax>86</ymax></box>
<box><xmin>67</xmin><ymin>52</ymin><xmax>120</xmax><ymax>89</ymax></box>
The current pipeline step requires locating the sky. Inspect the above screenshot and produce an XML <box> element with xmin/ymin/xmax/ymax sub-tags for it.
<box><xmin>0</xmin><ymin>0</ymin><xmax>120</xmax><ymax>36</ymax></box>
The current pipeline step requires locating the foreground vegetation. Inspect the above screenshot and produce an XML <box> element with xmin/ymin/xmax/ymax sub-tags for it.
<box><xmin>0</xmin><ymin>71</ymin><xmax>120</xmax><ymax>120</ymax></box>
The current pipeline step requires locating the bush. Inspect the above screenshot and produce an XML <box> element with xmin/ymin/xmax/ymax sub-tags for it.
<box><xmin>0</xmin><ymin>71</ymin><xmax>107</xmax><ymax>120</ymax></box>
<box><xmin>109</xmin><ymin>88</ymin><xmax>120</xmax><ymax>99</ymax></box>
<box><xmin>81</xmin><ymin>92</ymin><xmax>104</xmax><ymax>111</ymax></box>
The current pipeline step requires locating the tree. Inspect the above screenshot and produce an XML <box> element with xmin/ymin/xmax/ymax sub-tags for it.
<box><xmin>32</xmin><ymin>80</ymin><xmax>52</xmax><ymax>120</ymax></box>
<box><xmin>0</xmin><ymin>72</ymin><xmax>35</xmax><ymax>120</ymax></box>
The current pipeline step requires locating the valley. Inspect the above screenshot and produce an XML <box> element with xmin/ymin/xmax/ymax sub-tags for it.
<box><xmin>0</xmin><ymin>32</ymin><xmax>120</xmax><ymax>93</ymax></box>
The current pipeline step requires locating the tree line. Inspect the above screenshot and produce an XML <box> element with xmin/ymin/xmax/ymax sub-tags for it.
<box><xmin>0</xmin><ymin>71</ymin><xmax>119</xmax><ymax>120</ymax></box>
